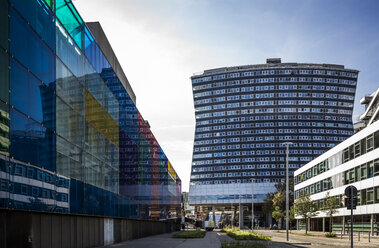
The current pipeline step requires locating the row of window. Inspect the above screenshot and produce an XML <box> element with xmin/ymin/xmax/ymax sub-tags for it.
<box><xmin>196</xmin><ymin>115</ymin><xmax>352</xmax><ymax>126</ymax></box>
<box><xmin>195</xmin><ymin>101</ymin><xmax>352</xmax><ymax>112</ymax></box>
<box><xmin>309</xmin><ymin>186</ymin><xmax>379</xmax><ymax>210</ymax></box>
<box><xmin>194</xmin><ymin>84</ymin><xmax>355</xmax><ymax>93</ymax></box>
<box><xmin>192</xmin><ymin>70</ymin><xmax>358</xmax><ymax>84</ymax></box>
<box><xmin>195</xmin><ymin>94</ymin><xmax>354</xmax><ymax>105</ymax></box>
<box><xmin>192</xmin><ymin>164</ymin><xmax>297</xmax><ymax>172</ymax></box>
<box><xmin>295</xmin><ymin>130</ymin><xmax>379</xmax><ymax>185</ymax></box>
<box><xmin>195</xmin><ymin>131</ymin><xmax>351</xmax><ymax>141</ymax></box>
<box><xmin>191</xmin><ymin>170</ymin><xmax>295</xmax><ymax>179</ymax></box>
<box><xmin>194</xmin><ymin>88</ymin><xmax>354</xmax><ymax>98</ymax></box>
<box><xmin>196</xmin><ymin>108</ymin><xmax>353</xmax><ymax>119</ymax></box>
<box><xmin>190</xmin><ymin>177</ymin><xmax>285</xmax><ymax>185</ymax></box>
<box><xmin>194</xmin><ymin>142</ymin><xmax>331</xmax><ymax>149</ymax></box>
<box><xmin>196</xmin><ymin>126</ymin><xmax>352</xmax><ymax>134</ymax></box>
<box><xmin>192</xmin><ymin>154</ymin><xmax>315</xmax><ymax>163</ymax></box>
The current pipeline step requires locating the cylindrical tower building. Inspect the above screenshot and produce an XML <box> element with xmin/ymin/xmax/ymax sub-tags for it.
<box><xmin>189</xmin><ymin>58</ymin><xmax>358</xmax><ymax>226</ymax></box>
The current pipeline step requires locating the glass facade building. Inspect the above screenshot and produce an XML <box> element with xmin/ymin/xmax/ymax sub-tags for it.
<box><xmin>0</xmin><ymin>0</ymin><xmax>181</xmax><ymax>221</ymax></box>
<box><xmin>294</xmin><ymin>88</ymin><xmax>379</xmax><ymax>233</ymax></box>
<box><xmin>189</xmin><ymin>58</ymin><xmax>358</xmax><ymax>209</ymax></box>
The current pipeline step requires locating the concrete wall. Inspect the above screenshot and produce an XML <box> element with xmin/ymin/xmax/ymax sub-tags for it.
<box><xmin>0</xmin><ymin>210</ymin><xmax>180</xmax><ymax>248</ymax></box>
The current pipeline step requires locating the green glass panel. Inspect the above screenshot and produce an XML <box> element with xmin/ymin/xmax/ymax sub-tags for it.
<box><xmin>0</xmin><ymin>0</ymin><xmax>8</xmax><ymax>50</ymax></box>
<box><xmin>0</xmin><ymin>101</ymin><xmax>10</xmax><ymax>157</ymax></box>
<box><xmin>0</xmin><ymin>50</ymin><xmax>9</xmax><ymax>103</ymax></box>
<box><xmin>44</xmin><ymin>0</ymin><xmax>51</xmax><ymax>7</ymax></box>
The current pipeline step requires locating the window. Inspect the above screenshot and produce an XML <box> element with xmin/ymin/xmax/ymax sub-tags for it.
<box><xmin>375</xmin><ymin>159</ymin><xmax>379</xmax><ymax>176</ymax></box>
<box><xmin>375</xmin><ymin>187</ymin><xmax>379</xmax><ymax>204</ymax></box>
<box><xmin>361</xmin><ymin>164</ymin><xmax>367</xmax><ymax>180</ymax></box>
<box><xmin>367</xmin><ymin>134</ymin><xmax>374</xmax><ymax>152</ymax></box>
<box><xmin>375</xmin><ymin>131</ymin><xmax>379</xmax><ymax>149</ymax></box>
<box><xmin>367</xmin><ymin>188</ymin><xmax>374</xmax><ymax>205</ymax></box>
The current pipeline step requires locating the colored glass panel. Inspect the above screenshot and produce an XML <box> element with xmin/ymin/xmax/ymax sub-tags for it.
<box><xmin>168</xmin><ymin>161</ymin><xmax>176</xmax><ymax>181</ymax></box>
<box><xmin>56</xmin><ymin>0</ymin><xmax>84</xmax><ymax>49</ymax></box>
<box><xmin>10</xmin><ymin>0</ymin><xmax>55</xmax><ymax>51</ymax></box>
<box><xmin>0</xmin><ymin>49</ymin><xmax>9</xmax><ymax>103</ymax></box>
<box><xmin>0</xmin><ymin>102</ymin><xmax>10</xmax><ymax>157</ymax></box>
<box><xmin>0</xmin><ymin>0</ymin><xmax>8</xmax><ymax>50</ymax></box>
<box><xmin>10</xmin><ymin>109</ymin><xmax>55</xmax><ymax>172</ymax></box>
<box><xmin>85</xmin><ymin>89</ymin><xmax>119</xmax><ymax>147</ymax></box>
<box><xmin>10</xmin><ymin>59</ymin><xmax>45</xmax><ymax>124</ymax></box>
<box><xmin>10</xmin><ymin>8</ymin><xmax>55</xmax><ymax>84</ymax></box>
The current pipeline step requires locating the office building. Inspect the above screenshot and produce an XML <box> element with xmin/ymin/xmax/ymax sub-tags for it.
<box><xmin>294</xmin><ymin>88</ymin><xmax>379</xmax><ymax>234</ymax></box>
<box><xmin>189</xmin><ymin>58</ymin><xmax>358</xmax><ymax>227</ymax></box>
<box><xmin>0</xmin><ymin>0</ymin><xmax>181</xmax><ymax>247</ymax></box>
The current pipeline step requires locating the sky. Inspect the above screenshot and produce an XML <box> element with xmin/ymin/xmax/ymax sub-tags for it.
<box><xmin>74</xmin><ymin>0</ymin><xmax>379</xmax><ymax>192</ymax></box>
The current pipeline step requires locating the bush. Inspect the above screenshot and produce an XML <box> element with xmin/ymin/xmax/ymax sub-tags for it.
<box><xmin>223</xmin><ymin>228</ymin><xmax>271</xmax><ymax>241</ymax></box>
<box><xmin>172</xmin><ymin>230</ymin><xmax>206</xmax><ymax>239</ymax></box>
<box><xmin>325</xmin><ymin>232</ymin><xmax>336</xmax><ymax>238</ymax></box>
<box><xmin>222</xmin><ymin>242</ymin><xmax>267</xmax><ymax>248</ymax></box>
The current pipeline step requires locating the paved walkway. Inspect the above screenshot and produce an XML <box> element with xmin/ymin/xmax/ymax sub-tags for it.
<box><xmin>257</xmin><ymin>230</ymin><xmax>379</xmax><ymax>248</ymax></box>
<box><xmin>102</xmin><ymin>229</ymin><xmax>379</xmax><ymax>248</ymax></box>
<box><xmin>103</xmin><ymin>231</ymin><xmax>221</xmax><ymax>248</ymax></box>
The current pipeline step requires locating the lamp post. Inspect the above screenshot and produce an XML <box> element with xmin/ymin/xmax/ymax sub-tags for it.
<box><xmin>283</xmin><ymin>142</ymin><xmax>293</xmax><ymax>242</ymax></box>
<box><xmin>239</xmin><ymin>186</ymin><xmax>242</xmax><ymax>229</ymax></box>
<box><xmin>251</xmin><ymin>178</ymin><xmax>254</xmax><ymax>231</ymax></box>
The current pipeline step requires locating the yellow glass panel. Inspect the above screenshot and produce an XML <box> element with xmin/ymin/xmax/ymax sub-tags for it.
<box><xmin>168</xmin><ymin>161</ymin><xmax>176</xmax><ymax>181</ymax></box>
<box><xmin>85</xmin><ymin>89</ymin><xmax>119</xmax><ymax>147</ymax></box>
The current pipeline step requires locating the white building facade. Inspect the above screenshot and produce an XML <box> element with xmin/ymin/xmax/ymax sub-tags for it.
<box><xmin>294</xmin><ymin>88</ymin><xmax>379</xmax><ymax>234</ymax></box>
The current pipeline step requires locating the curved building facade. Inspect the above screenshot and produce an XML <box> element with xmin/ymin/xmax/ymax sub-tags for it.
<box><xmin>189</xmin><ymin>58</ymin><xmax>358</xmax><ymax>225</ymax></box>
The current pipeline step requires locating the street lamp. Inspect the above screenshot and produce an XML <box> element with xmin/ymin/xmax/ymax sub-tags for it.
<box><xmin>283</xmin><ymin>142</ymin><xmax>293</xmax><ymax>242</ymax></box>
<box><xmin>239</xmin><ymin>184</ymin><xmax>242</xmax><ymax>229</ymax></box>
<box><xmin>251</xmin><ymin>178</ymin><xmax>254</xmax><ymax>231</ymax></box>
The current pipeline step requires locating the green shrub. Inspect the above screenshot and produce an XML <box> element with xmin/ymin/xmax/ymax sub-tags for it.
<box><xmin>223</xmin><ymin>228</ymin><xmax>271</xmax><ymax>241</ymax></box>
<box><xmin>172</xmin><ymin>230</ymin><xmax>206</xmax><ymax>238</ymax></box>
<box><xmin>325</xmin><ymin>232</ymin><xmax>336</xmax><ymax>238</ymax></box>
<box><xmin>222</xmin><ymin>242</ymin><xmax>267</xmax><ymax>248</ymax></box>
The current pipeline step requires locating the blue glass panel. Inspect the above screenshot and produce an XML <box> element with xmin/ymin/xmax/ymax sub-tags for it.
<box><xmin>84</xmin><ymin>26</ymin><xmax>94</xmax><ymax>50</ymax></box>
<box><xmin>10</xmin><ymin>8</ymin><xmax>55</xmax><ymax>85</ymax></box>
<box><xmin>85</xmin><ymin>41</ymin><xmax>110</xmax><ymax>74</ymax></box>
<box><xmin>10</xmin><ymin>0</ymin><xmax>55</xmax><ymax>51</ymax></box>
<box><xmin>10</xmin><ymin>109</ymin><xmax>55</xmax><ymax>171</ymax></box>
<box><xmin>10</xmin><ymin>59</ymin><xmax>44</xmax><ymax>123</ymax></box>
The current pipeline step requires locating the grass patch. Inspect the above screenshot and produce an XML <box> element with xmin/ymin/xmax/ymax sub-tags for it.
<box><xmin>325</xmin><ymin>232</ymin><xmax>336</xmax><ymax>238</ymax></box>
<box><xmin>172</xmin><ymin>230</ymin><xmax>206</xmax><ymax>239</ymax></box>
<box><xmin>301</xmin><ymin>233</ymin><xmax>313</xmax><ymax>236</ymax></box>
<box><xmin>222</xmin><ymin>228</ymin><xmax>271</xmax><ymax>241</ymax></box>
<box><xmin>222</xmin><ymin>242</ymin><xmax>267</xmax><ymax>248</ymax></box>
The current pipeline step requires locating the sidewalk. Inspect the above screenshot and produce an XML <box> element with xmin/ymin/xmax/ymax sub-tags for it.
<box><xmin>103</xmin><ymin>231</ymin><xmax>221</xmax><ymax>248</ymax></box>
<box><xmin>257</xmin><ymin>230</ymin><xmax>379</xmax><ymax>248</ymax></box>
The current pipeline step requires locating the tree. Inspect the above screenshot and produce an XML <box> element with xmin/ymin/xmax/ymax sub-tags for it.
<box><xmin>294</xmin><ymin>194</ymin><xmax>318</xmax><ymax>234</ymax></box>
<box><xmin>272</xmin><ymin>192</ymin><xmax>285</xmax><ymax>228</ymax></box>
<box><xmin>323</xmin><ymin>192</ymin><xmax>339</xmax><ymax>233</ymax></box>
<box><xmin>262</xmin><ymin>179</ymin><xmax>295</xmax><ymax>226</ymax></box>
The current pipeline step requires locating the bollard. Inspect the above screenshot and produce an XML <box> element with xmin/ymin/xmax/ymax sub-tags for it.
<box><xmin>369</xmin><ymin>231</ymin><xmax>370</xmax><ymax>243</ymax></box>
<box><xmin>341</xmin><ymin>229</ymin><xmax>343</xmax><ymax>240</ymax></box>
<box><xmin>358</xmin><ymin>231</ymin><xmax>360</xmax><ymax>241</ymax></box>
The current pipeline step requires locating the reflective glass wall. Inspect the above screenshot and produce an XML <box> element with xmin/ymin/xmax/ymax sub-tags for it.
<box><xmin>0</xmin><ymin>0</ymin><xmax>181</xmax><ymax>220</ymax></box>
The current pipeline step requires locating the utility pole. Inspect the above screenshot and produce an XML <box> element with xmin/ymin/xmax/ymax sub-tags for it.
<box><xmin>283</xmin><ymin>142</ymin><xmax>293</xmax><ymax>242</ymax></box>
